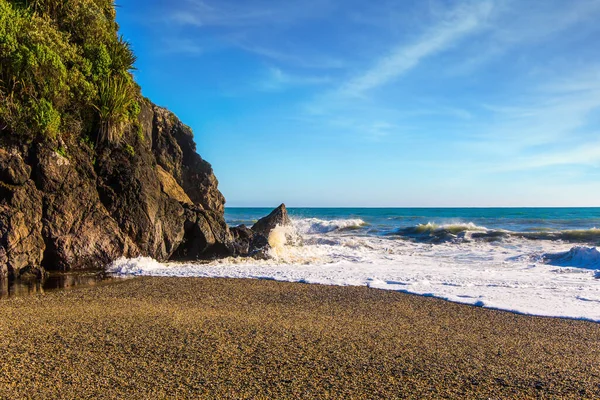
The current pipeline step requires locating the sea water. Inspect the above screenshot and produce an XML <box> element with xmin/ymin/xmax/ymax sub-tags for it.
<box><xmin>109</xmin><ymin>208</ymin><xmax>600</xmax><ymax>321</ymax></box>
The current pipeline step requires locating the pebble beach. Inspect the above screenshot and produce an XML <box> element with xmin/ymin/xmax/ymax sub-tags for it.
<box><xmin>0</xmin><ymin>277</ymin><xmax>599</xmax><ymax>399</ymax></box>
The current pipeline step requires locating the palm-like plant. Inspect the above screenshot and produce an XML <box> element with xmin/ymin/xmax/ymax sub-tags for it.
<box><xmin>109</xmin><ymin>34</ymin><xmax>137</xmax><ymax>72</ymax></box>
<box><xmin>93</xmin><ymin>74</ymin><xmax>133</xmax><ymax>145</ymax></box>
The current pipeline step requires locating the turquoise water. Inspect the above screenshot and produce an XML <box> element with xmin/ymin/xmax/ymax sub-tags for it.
<box><xmin>226</xmin><ymin>207</ymin><xmax>600</xmax><ymax>239</ymax></box>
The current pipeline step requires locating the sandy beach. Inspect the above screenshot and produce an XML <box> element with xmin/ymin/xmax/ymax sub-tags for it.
<box><xmin>0</xmin><ymin>277</ymin><xmax>598</xmax><ymax>399</ymax></box>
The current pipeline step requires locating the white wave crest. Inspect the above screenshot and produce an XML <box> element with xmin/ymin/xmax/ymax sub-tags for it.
<box><xmin>543</xmin><ymin>246</ymin><xmax>600</xmax><ymax>270</ymax></box>
<box><xmin>415</xmin><ymin>222</ymin><xmax>488</xmax><ymax>234</ymax></box>
<box><xmin>267</xmin><ymin>224</ymin><xmax>302</xmax><ymax>258</ymax></box>
<box><xmin>293</xmin><ymin>217</ymin><xmax>367</xmax><ymax>234</ymax></box>
<box><xmin>107</xmin><ymin>256</ymin><xmax>165</xmax><ymax>275</ymax></box>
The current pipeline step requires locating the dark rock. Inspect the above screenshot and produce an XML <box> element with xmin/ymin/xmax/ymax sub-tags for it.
<box><xmin>249</xmin><ymin>234</ymin><xmax>270</xmax><ymax>260</ymax></box>
<box><xmin>172</xmin><ymin>206</ymin><xmax>233</xmax><ymax>260</ymax></box>
<box><xmin>229</xmin><ymin>204</ymin><xmax>302</xmax><ymax>260</ymax></box>
<box><xmin>0</xmin><ymin>181</ymin><xmax>45</xmax><ymax>279</ymax></box>
<box><xmin>33</xmin><ymin>146</ymin><xmax>138</xmax><ymax>271</ymax></box>
<box><xmin>0</xmin><ymin>99</ymin><xmax>233</xmax><ymax>277</ymax></box>
<box><xmin>95</xmin><ymin>143</ymin><xmax>185</xmax><ymax>261</ymax></box>
<box><xmin>230</xmin><ymin>224</ymin><xmax>270</xmax><ymax>258</ymax></box>
<box><xmin>251</xmin><ymin>204</ymin><xmax>292</xmax><ymax>237</ymax></box>
<box><xmin>0</xmin><ymin>148</ymin><xmax>31</xmax><ymax>185</ymax></box>
<box><xmin>251</xmin><ymin>204</ymin><xmax>301</xmax><ymax>249</ymax></box>
<box><xmin>230</xmin><ymin>225</ymin><xmax>254</xmax><ymax>255</ymax></box>
<box><xmin>148</xmin><ymin>105</ymin><xmax>225</xmax><ymax>214</ymax></box>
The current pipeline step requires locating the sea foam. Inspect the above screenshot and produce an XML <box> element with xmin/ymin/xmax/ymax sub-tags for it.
<box><xmin>108</xmin><ymin>211</ymin><xmax>600</xmax><ymax>322</ymax></box>
<box><xmin>543</xmin><ymin>246</ymin><xmax>600</xmax><ymax>270</ymax></box>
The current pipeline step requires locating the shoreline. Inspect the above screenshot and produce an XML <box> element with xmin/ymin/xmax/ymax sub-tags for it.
<box><xmin>5</xmin><ymin>268</ymin><xmax>600</xmax><ymax>323</ymax></box>
<box><xmin>1</xmin><ymin>276</ymin><xmax>599</xmax><ymax>398</ymax></box>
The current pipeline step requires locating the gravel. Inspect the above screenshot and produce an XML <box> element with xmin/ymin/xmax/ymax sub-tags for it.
<box><xmin>0</xmin><ymin>277</ymin><xmax>598</xmax><ymax>399</ymax></box>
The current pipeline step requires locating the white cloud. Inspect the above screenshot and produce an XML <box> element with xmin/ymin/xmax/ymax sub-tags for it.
<box><xmin>170</xmin><ymin>0</ymin><xmax>334</xmax><ymax>28</ymax></box>
<box><xmin>447</xmin><ymin>0</ymin><xmax>600</xmax><ymax>75</ymax></box>
<box><xmin>510</xmin><ymin>142</ymin><xmax>600</xmax><ymax>170</ymax></box>
<box><xmin>258</xmin><ymin>67</ymin><xmax>331</xmax><ymax>92</ymax></box>
<box><xmin>338</xmin><ymin>0</ymin><xmax>495</xmax><ymax>96</ymax></box>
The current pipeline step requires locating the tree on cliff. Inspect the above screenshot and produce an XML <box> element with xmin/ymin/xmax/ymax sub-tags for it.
<box><xmin>0</xmin><ymin>0</ymin><xmax>139</xmax><ymax>146</ymax></box>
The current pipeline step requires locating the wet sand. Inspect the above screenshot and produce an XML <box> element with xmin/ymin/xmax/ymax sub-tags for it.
<box><xmin>0</xmin><ymin>271</ymin><xmax>114</xmax><ymax>299</ymax></box>
<box><xmin>0</xmin><ymin>277</ymin><xmax>598</xmax><ymax>399</ymax></box>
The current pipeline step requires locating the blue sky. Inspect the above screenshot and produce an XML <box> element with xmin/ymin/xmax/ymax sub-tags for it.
<box><xmin>117</xmin><ymin>0</ymin><xmax>600</xmax><ymax>207</ymax></box>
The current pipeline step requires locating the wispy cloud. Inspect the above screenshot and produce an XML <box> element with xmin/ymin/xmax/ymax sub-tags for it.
<box><xmin>158</xmin><ymin>38</ymin><xmax>204</xmax><ymax>55</ymax></box>
<box><xmin>498</xmin><ymin>141</ymin><xmax>600</xmax><ymax>172</ymax></box>
<box><xmin>258</xmin><ymin>67</ymin><xmax>331</xmax><ymax>92</ymax></box>
<box><xmin>233</xmin><ymin>41</ymin><xmax>346</xmax><ymax>70</ymax></box>
<box><xmin>457</xmin><ymin>66</ymin><xmax>600</xmax><ymax>173</ymax></box>
<box><xmin>170</xmin><ymin>0</ymin><xmax>334</xmax><ymax>28</ymax></box>
<box><xmin>447</xmin><ymin>0</ymin><xmax>600</xmax><ymax>75</ymax></box>
<box><xmin>338</xmin><ymin>0</ymin><xmax>495</xmax><ymax>96</ymax></box>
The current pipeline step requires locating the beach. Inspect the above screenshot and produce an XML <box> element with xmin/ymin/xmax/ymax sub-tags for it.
<box><xmin>1</xmin><ymin>277</ymin><xmax>598</xmax><ymax>399</ymax></box>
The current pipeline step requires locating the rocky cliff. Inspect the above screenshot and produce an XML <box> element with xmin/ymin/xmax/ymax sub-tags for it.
<box><xmin>0</xmin><ymin>100</ymin><xmax>233</xmax><ymax>279</ymax></box>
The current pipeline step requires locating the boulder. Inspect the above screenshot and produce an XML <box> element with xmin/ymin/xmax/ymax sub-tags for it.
<box><xmin>230</xmin><ymin>224</ymin><xmax>270</xmax><ymax>258</ymax></box>
<box><xmin>230</xmin><ymin>224</ymin><xmax>254</xmax><ymax>255</ymax></box>
<box><xmin>248</xmin><ymin>234</ymin><xmax>270</xmax><ymax>260</ymax></box>
<box><xmin>171</xmin><ymin>207</ymin><xmax>233</xmax><ymax>260</ymax></box>
<box><xmin>251</xmin><ymin>204</ymin><xmax>292</xmax><ymax>237</ymax></box>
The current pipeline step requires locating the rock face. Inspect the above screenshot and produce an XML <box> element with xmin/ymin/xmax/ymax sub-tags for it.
<box><xmin>0</xmin><ymin>100</ymin><xmax>233</xmax><ymax>279</ymax></box>
<box><xmin>0</xmin><ymin>150</ymin><xmax>44</xmax><ymax>278</ymax></box>
<box><xmin>227</xmin><ymin>204</ymin><xmax>298</xmax><ymax>260</ymax></box>
<box><xmin>251</xmin><ymin>204</ymin><xmax>292</xmax><ymax>237</ymax></box>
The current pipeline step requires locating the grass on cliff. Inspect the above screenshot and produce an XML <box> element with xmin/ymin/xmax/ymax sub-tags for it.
<box><xmin>0</xmin><ymin>0</ymin><xmax>140</xmax><ymax>146</ymax></box>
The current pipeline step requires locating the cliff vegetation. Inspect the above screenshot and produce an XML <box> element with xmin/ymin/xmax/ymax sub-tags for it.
<box><xmin>0</xmin><ymin>0</ymin><xmax>140</xmax><ymax>146</ymax></box>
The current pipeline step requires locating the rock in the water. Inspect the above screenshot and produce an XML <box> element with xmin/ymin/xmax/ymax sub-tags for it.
<box><xmin>230</xmin><ymin>224</ymin><xmax>270</xmax><ymax>259</ymax></box>
<box><xmin>230</xmin><ymin>225</ymin><xmax>254</xmax><ymax>255</ymax></box>
<box><xmin>227</xmin><ymin>204</ymin><xmax>302</xmax><ymax>260</ymax></box>
<box><xmin>251</xmin><ymin>204</ymin><xmax>292</xmax><ymax>237</ymax></box>
<box><xmin>249</xmin><ymin>234</ymin><xmax>270</xmax><ymax>259</ymax></box>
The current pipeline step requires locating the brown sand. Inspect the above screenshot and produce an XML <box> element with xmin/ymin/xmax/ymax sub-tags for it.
<box><xmin>0</xmin><ymin>277</ymin><xmax>598</xmax><ymax>399</ymax></box>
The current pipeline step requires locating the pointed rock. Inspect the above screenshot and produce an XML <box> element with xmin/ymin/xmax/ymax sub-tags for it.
<box><xmin>251</xmin><ymin>204</ymin><xmax>291</xmax><ymax>237</ymax></box>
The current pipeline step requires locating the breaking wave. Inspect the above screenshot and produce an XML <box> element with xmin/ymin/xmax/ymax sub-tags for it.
<box><xmin>413</xmin><ymin>222</ymin><xmax>489</xmax><ymax>234</ymax></box>
<box><xmin>543</xmin><ymin>246</ymin><xmax>600</xmax><ymax>270</ymax></box>
<box><xmin>292</xmin><ymin>217</ymin><xmax>367</xmax><ymax>234</ymax></box>
<box><xmin>519</xmin><ymin>228</ymin><xmax>600</xmax><ymax>244</ymax></box>
<box><xmin>389</xmin><ymin>222</ymin><xmax>600</xmax><ymax>245</ymax></box>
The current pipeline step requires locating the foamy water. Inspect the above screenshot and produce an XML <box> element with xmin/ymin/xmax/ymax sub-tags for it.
<box><xmin>109</xmin><ymin>208</ymin><xmax>600</xmax><ymax>322</ymax></box>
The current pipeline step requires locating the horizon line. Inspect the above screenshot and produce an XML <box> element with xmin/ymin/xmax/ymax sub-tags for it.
<box><xmin>224</xmin><ymin>206</ymin><xmax>600</xmax><ymax>209</ymax></box>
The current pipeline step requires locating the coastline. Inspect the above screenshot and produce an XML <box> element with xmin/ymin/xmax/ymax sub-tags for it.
<box><xmin>1</xmin><ymin>277</ymin><xmax>598</xmax><ymax>399</ymax></box>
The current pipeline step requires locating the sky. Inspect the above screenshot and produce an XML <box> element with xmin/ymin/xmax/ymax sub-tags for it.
<box><xmin>117</xmin><ymin>0</ymin><xmax>600</xmax><ymax>207</ymax></box>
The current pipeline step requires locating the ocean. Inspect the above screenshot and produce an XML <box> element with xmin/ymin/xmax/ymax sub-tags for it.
<box><xmin>110</xmin><ymin>208</ymin><xmax>600</xmax><ymax>321</ymax></box>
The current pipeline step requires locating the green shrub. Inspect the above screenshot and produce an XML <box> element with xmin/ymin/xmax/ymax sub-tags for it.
<box><xmin>0</xmin><ymin>0</ymin><xmax>141</xmax><ymax>144</ymax></box>
<box><xmin>109</xmin><ymin>35</ymin><xmax>137</xmax><ymax>73</ymax></box>
<box><xmin>30</xmin><ymin>98</ymin><xmax>60</xmax><ymax>137</ymax></box>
